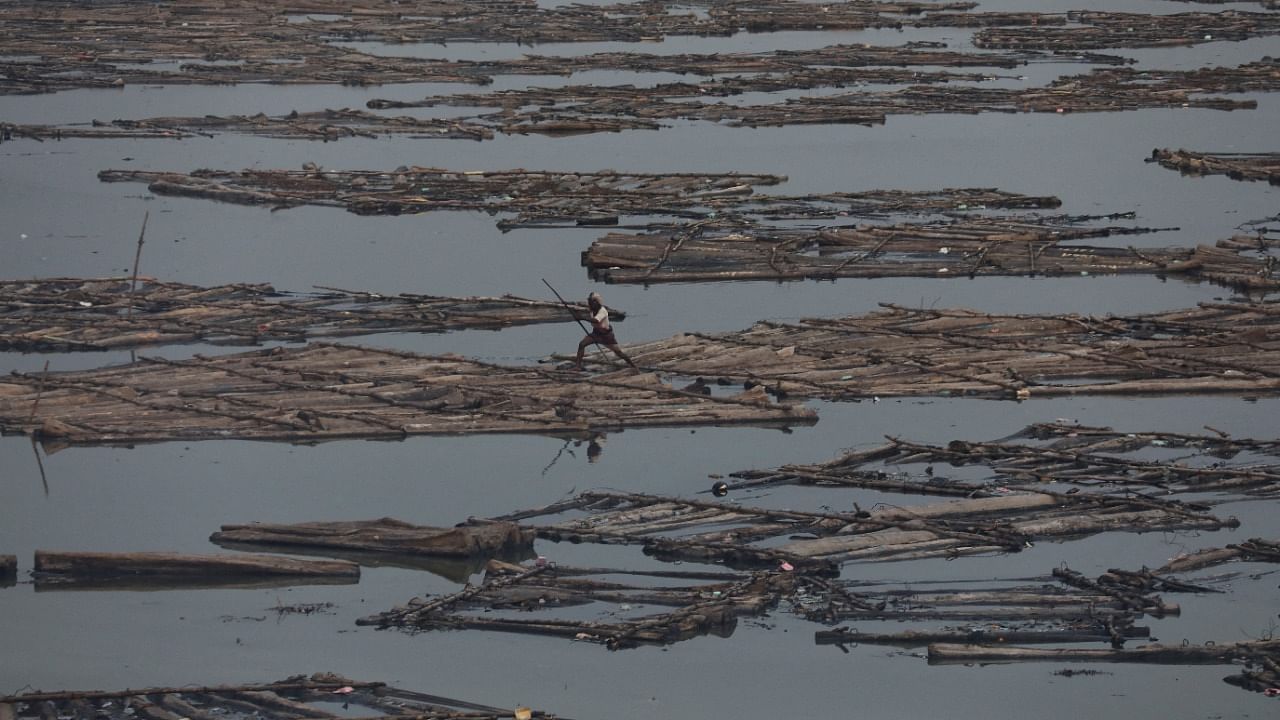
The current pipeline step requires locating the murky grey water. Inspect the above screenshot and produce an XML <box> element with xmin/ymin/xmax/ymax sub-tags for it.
<box><xmin>2</xmin><ymin>4</ymin><xmax>1278</xmax><ymax>718</ymax></box>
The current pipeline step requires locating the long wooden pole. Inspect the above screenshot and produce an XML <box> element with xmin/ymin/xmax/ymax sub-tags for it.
<box><xmin>126</xmin><ymin>211</ymin><xmax>149</xmax><ymax>320</ymax></box>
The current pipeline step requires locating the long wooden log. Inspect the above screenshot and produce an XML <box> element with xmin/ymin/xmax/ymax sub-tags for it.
<box><xmin>32</xmin><ymin>551</ymin><xmax>360</xmax><ymax>584</ymax></box>
<box><xmin>816</xmin><ymin>625</ymin><xmax>1150</xmax><ymax>647</ymax></box>
<box><xmin>927</xmin><ymin>639</ymin><xmax>1280</xmax><ymax>665</ymax></box>
<box><xmin>211</xmin><ymin>518</ymin><xmax>534</xmax><ymax>558</ymax></box>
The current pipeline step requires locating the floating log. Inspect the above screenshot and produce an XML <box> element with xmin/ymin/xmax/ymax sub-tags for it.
<box><xmin>927</xmin><ymin>638</ymin><xmax>1280</xmax><ymax>665</ymax></box>
<box><xmin>618</xmin><ymin>301</ymin><xmax>1280</xmax><ymax>401</ymax></box>
<box><xmin>0</xmin><ymin>342</ymin><xmax>815</xmax><ymax>446</ymax></box>
<box><xmin>1150</xmin><ymin>148</ymin><xmax>1280</xmax><ymax>185</ymax></box>
<box><xmin>211</xmin><ymin>518</ymin><xmax>534</xmax><ymax>559</ymax></box>
<box><xmin>0</xmin><ymin>278</ymin><xmax>615</xmax><ymax>352</ymax></box>
<box><xmin>31</xmin><ymin>551</ymin><xmax>359</xmax><ymax>589</ymax></box>
<box><xmin>1156</xmin><ymin>538</ymin><xmax>1280</xmax><ymax>574</ymax></box>
<box><xmin>816</xmin><ymin>624</ymin><xmax>1151</xmax><ymax>648</ymax></box>
<box><xmin>0</xmin><ymin>672</ymin><xmax>553</xmax><ymax>720</ymax></box>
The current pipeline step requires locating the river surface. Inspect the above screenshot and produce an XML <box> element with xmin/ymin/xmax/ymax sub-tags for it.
<box><xmin>1</xmin><ymin>1</ymin><xmax>1278</xmax><ymax>717</ymax></box>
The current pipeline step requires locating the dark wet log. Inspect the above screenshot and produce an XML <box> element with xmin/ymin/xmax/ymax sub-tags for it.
<box><xmin>32</xmin><ymin>551</ymin><xmax>359</xmax><ymax>586</ymax></box>
<box><xmin>927</xmin><ymin>639</ymin><xmax>1280</xmax><ymax>665</ymax></box>
<box><xmin>816</xmin><ymin>624</ymin><xmax>1150</xmax><ymax>647</ymax></box>
<box><xmin>211</xmin><ymin>518</ymin><xmax>533</xmax><ymax>558</ymax></box>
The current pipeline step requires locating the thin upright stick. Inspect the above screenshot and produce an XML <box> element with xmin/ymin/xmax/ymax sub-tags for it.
<box><xmin>127</xmin><ymin>211</ymin><xmax>149</xmax><ymax>320</ymax></box>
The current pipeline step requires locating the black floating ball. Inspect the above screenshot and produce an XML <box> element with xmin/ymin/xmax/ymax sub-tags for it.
<box><xmin>711</xmin><ymin>481</ymin><xmax>729</xmax><ymax>497</ymax></box>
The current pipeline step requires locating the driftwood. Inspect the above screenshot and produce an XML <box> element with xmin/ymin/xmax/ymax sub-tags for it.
<box><xmin>210</xmin><ymin>518</ymin><xmax>534</xmax><ymax>559</ymax></box>
<box><xmin>0</xmin><ymin>278</ymin><xmax>617</xmax><ymax>352</ymax></box>
<box><xmin>1150</xmin><ymin>148</ymin><xmax>1280</xmax><ymax>185</ymax></box>
<box><xmin>616</xmin><ymin>301</ymin><xmax>1280</xmax><ymax>401</ymax></box>
<box><xmin>0</xmin><ymin>342</ymin><xmax>816</xmax><ymax>447</ymax></box>
<box><xmin>31</xmin><ymin>551</ymin><xmax>360</xmax><ymax>589</ymax></box>
<box><xmin>359</xmin><ymin>559</ymin><xmax>795</xmax><ymax>650</ymax></box>
<box><xmin>0</xmin><ymin>672</ymin><xmax>556</xmax><ymax>720</ymax></box>
<box><xmin>584</xmin><ymin>219</ymin><xmax>1277</xmax><ymax>290</ymax></box>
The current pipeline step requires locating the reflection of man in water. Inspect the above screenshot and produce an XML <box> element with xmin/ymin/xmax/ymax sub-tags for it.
<box><xmin>587</xmin><ymin>434</ymin><xmax>606</xmax><ymax>463</ymax></box>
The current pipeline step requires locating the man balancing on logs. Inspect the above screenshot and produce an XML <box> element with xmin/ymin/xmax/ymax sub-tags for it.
<box><xmin>575</xmin><ymin>291</ymin><xmax>638</xmax><ymax>371</ymax></box>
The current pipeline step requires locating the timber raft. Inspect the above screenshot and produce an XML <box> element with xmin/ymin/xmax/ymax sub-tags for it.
<box><xmin>0</xmin><ymin>343</ymin><xmax>815</xmax><ymax>447</ymax></box>
<box><xmin>585</xmin><ymin>220</ymin><xmax>1277</xmax><ymax>289</ymax></box>
<box><xmin>0</xmin><ymin>278</ymin><xmax>617</xmax><ymax>352</ymax></box>
<box><xmin>1149</xmin><ymin>148</ymin><xmax>1280</xmax><ymax>185</ymax></box>
<box><xmin>611</xmin><ymin>301</ymin><xmax>1280</xmax><ymax>401</ymax></box>
<box><xmin>0</xmin><ymin>673</ymin><xmax>562</xmax><ymax>720</ymax></box>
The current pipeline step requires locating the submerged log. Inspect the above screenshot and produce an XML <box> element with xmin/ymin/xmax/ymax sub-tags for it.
<box><xmin>211</xmin><ymin>518</ymin><xmax>534</xmax><ymax>558</ymax></box>
<box><xmin>32</xmin><ymin>551</ymin><xmax>360</xmax><ymax>587</ymax></box>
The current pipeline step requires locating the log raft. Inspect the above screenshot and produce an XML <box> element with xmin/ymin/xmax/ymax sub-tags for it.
<box><xmin>1150</xmin><ymin>148</ymin><xmax>1280</xmax><ymax>184</ymax></box>
<box><xmin>616</xmin><ymin>301</ymin><xmax>1280</xmax><ymax>401</ymax></box>
<box><xmin>0</xmin><ymin>673</ymin><xmax>549</xmax><ymax>720</ymax></box>
<box><xmin>0</xmin><ymin>278</ymin><xmax>616</xmax><ymax>352</ymax></box>
<box><xmin>585</xmin><ymin>222</ymin><xmax>1277</xmax><ymax>290</ymax></box>
<box><xmin>0</xmin><ymin>342</ymin><xmax>816</xmax><ymax>447</ymax></box>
